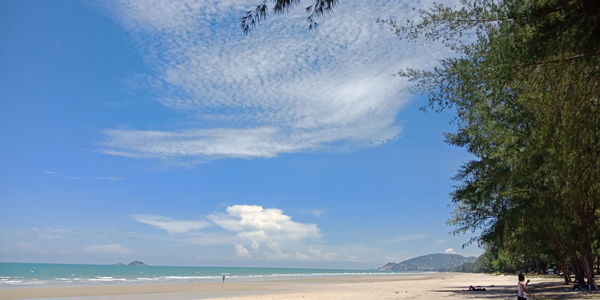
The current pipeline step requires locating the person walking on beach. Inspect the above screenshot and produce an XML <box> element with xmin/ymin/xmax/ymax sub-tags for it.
<box><xmin>222</xmin><ymin>274</ymin><xmax>226</xmax><ymax>283</ymax></box>
<box><xmin>518</xmin><ymin>272</ymin><xmax>532</xmax><ymax>299</ymax></box>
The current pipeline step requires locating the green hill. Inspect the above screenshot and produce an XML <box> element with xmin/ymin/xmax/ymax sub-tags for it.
<box><xmin>378</xmin><ymin>253</ymin><xmax>477</xmax><ymax>272</ymax></box>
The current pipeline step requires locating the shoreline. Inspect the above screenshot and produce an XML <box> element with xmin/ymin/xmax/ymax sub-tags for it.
<box><xmin>1</xmin><ymin>272</ymin><xmax>597</xmax><ymax>300</ymax></box>
<box><xmin>0</xmin><ymin>271</ymin><xmax>430</xmax><ymax>288</ymax></box>
<box><xmin>0</xmin><ymin>262</ymin><xmax>403</xmax><ymax>288</ymax></box>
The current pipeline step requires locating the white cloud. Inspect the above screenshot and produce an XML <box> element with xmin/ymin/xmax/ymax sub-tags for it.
<box><xmin>235</xmin><ymin>244</ymin><xmax>250</xmax><ymax>257</ymax></box>
<box><xmin>132</xmin><ymin>214</ymin><xmax>211</xmax><ymax>233</ymax></box>
<box><xmin>207</xmin><ymin>205</ymin><xmax>363</xmax><ymax>261</ymax></box>
<box><xmin>28</xmin><ymin>227</ymin><xmax>71</xmax><ymax>239</ymax></box>
<box><xmin>445</xmin><ymin>248</ymin><xmax>455</xmax><ymax>254</ymax></box>
<box><xmin>132</xmin><ymin>205</ymin><xmax>356</xmax><ymax>261</ymax></box>
<box><xmin>128</xmin><ymin>205</ymin><xmax>408</xmax><ymax>263</ymax></box>
<box><xmin>84</xmin><ymin>244</ymin><xmax>133</xmax><ymax>255</ymax></box>
<box><xmin>208</xmin><ymin>205</ymin><xmax>320</xmax><ymax>240</ymax></box>
<box><xmin>100</xmin><ymin>0</ymin><xmax>451</xmax><ymax>163</ymax></box>
<box><xmin>42</xmin><ymin>170</ymin><xmax>125</xmax><ymax>181</ymax></box>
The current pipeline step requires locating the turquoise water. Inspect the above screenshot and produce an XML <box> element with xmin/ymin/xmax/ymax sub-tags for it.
<box><xmin>0</xmin><ymin>263</ymin><xmax>390</xmax><ymax>287</ymax></box>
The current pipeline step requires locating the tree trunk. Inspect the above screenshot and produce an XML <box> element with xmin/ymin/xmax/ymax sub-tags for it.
<box><xmin>579</xmin><ymin>226</ymin><xmax>596</xmax><ymax>288</ymax></box>
<box><xmin>582</xmin><ymin>254</ymin><xmax>596</xmax><ymax>288</ymax></box>
<box><xmin>573</xmin><ymin>260</ymin><xmax>585</xmax><ymax>287</ymax></box>
<box><xmin>560</xmin><ymin>260</ymin><xmax>572</xmax><ymax>284</ymax></box>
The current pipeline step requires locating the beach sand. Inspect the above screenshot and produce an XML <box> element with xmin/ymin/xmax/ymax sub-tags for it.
<box><xmin>1</xmin><ymin>272</ymin><xmax>597</xmax><ymax>300</ymax></box>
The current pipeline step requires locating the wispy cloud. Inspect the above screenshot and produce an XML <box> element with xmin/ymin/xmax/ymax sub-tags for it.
<box><xmin>43</xmin><ymin>170</ymin><xmax>125</xmax><ymax>181</ymax></box>
<box><xmin>100</xmin><ymin>0</ymin><xmax>449</xmax><ymax>163</ymax></box>
<box><xmin>84</xmin><ymin>244</ymin><xmax>133</xmax><ymax>255</ymax></box>
<box><xmin>25</xmin><ymin>227</ymin><xmax>71</xmax><ymax>239</ymax></box>
<box><xmin>131</xmin><ymin>214</ymin><xmax>211</xmax><ymax>234</ymax></box>
<box><xmin>64</xmin><ymin>176</ymin><xmax>126</xmax><ymax>181</ymax></box>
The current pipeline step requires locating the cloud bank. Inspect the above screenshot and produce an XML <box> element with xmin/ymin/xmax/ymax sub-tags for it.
<box><xmin>132</xmin><ymin>205</ymin><xmax>352</xmax><ymax>261</ymax></box>
<box><xmin>84</xmin><ymin>244</ymin><xmax>133</xmax><ymax>255</ymax></box>
<box><xmin>101</xmin><ymin>0</ymin><xmax>448</xmax><ymax>163</ymax></box>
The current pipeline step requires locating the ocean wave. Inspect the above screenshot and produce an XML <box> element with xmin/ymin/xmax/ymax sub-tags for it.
<box><xmin>88</xmin><ymin>277</ymin><xmax>127</xmax><ymax>282</ymax></box>
<box><xmin>0</xmin><ymin>268</ymin><xmax>422</xmax><ymax>287</ymax></box>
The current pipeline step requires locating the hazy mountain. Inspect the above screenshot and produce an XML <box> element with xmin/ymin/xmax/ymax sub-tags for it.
<box><xmin>378</xmin><ymin>253</ymin><xmax>478</xmax><ymax>272</ymax></box>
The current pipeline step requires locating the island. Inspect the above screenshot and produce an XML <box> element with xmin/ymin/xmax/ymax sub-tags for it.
<box><xmin>112</xmin><ymin>261</ymin><xmax>147</xmax><ymax>266</ymax></box>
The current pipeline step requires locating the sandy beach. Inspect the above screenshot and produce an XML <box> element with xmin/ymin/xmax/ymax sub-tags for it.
<box><xmin>1</xmin><ymin>272</ymin><xmax>598</xmax><ymax>300</ymax></box>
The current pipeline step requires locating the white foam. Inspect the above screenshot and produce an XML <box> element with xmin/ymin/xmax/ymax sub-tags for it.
<box><xmin>88</xmin><ymin>277</ymin><xmax>127</xmax><ymax>282</ymax></box>
<box><xmin>0</xmin><ymin>270</ymin><xmax>424</xmax><ymax>287</ymax></box>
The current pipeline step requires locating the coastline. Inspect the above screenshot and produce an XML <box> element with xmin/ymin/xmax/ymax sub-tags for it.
<box><xmin>0</xmin><ymin>262</ymin><xmax>391</xmax><ymax>287</ymax></box>
<box><xmin>1</xmin><ymin>272</ymin><xmax>596</xmax><ymax>300</ymax></box>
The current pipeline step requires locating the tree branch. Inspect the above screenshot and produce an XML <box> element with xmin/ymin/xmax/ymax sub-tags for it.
<box><xmin>525</xmin><ymin>49</ymin><xmax>600</xmax><ymax>67</ymax></box>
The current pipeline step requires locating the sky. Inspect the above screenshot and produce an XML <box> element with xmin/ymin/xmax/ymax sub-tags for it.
<box><xmin>0</xmin><ymin>0</ymin><xmax>482</xmax><ymax>269</ymax></box>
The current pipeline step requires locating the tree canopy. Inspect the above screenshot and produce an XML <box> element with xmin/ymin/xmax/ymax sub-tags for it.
<box><xmin>391</xmin><ymin>0</ymin><xmax>599</xmax><ymax>286</ymax></box>
<box><xmin>240</xmin><ymin>0</ymin><xmax>600</xmax><ymax>287</ymax></box>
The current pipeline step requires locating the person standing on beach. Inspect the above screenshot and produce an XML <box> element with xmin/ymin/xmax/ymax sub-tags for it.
<box><xmin>222</xmin><ymin>274</ymin><xmax>226</xmax><ymax>283</ymax></box>
<box><xmin>518</xmin><ymin>273</ymin><xmax>532</xmax><ymax>300</ymax></box>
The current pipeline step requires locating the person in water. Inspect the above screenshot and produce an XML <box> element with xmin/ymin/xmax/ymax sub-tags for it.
<box><xmin>518</xmin><ymin>273</ymin><xmax>532</xmax><ymax>300</ymax></box>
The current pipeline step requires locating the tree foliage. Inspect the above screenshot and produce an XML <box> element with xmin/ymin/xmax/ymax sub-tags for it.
<box><xmin>389</xmin><ymin>0</ymin><xmax>600</xmax><ymax>286</ymax></box>
<box><xmin>241</xmin><ymin>0</ymin><xmax>339</xmax><ymax>33</ymax></box>
<box><xmin>238</xmin><ymin>0</ymin><xmax>600</xmax><ymax>287</ymax></box>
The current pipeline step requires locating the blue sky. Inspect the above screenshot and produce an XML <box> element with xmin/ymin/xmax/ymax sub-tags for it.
<box><xmin>0</xmin><ymin>0</ymin><xmax>481</xmax><ymax>269</ymax></box>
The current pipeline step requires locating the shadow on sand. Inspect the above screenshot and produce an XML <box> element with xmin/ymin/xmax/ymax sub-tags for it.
<box><xmin>433</xmin><ymin>281</ymin><xmax>598</xmax><ymax>299</ymax></box>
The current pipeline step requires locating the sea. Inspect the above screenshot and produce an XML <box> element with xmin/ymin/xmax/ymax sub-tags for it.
<box><xmin>0</xmin><ymin>262</ymin><xmax>398</xmax><ymax>287</ymax></box>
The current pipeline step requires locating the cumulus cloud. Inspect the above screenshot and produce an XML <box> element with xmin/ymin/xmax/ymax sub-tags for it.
<box><xmin>84</xmin><ymin>244</ymin><xmax>133</xmax><ymax>255</ymax></box>
<box><xmin>445</xmin><ymin>248</ymin><xmax>455</xmax><ymax>254</ymax></box>
<box><xmin>100</xmin><ymin>0</ymin><xmax>450</xmax><ymax>163</ymax></box>
<box><xmin>235</xmin><ymin>244</ymin><xmax>250</xmax><ymax>257</ymax></box>
<box><xmin>132</xmin><ymin>214</ymin><xmax>211</xmax><ymax>233</ymax></box>
<box><xmin>131</xmin><ymin>205</ymin><xmax>353</xmax><ymax>261</ymax></box>
<box><xmin>207</xmin><ymin>205</ymin><xmax>322</xmax><ymax>258</ymax></box>
<box><xmin>208</xmin><ymin>205</ymin><xmax>320</xmax><ymax>239</ymax></box>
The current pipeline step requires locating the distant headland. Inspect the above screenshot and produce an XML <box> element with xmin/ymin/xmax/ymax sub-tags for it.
<box><xmin>378</xmin><ymin>253</ymin><xmax>477</xmax><ymax>272</ymax></box>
